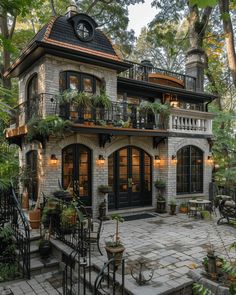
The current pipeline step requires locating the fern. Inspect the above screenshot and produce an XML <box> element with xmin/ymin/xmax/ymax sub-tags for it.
<box><xmin>192</xmin><ymin>283</ymin><xmax>214</xmax><ymax>295</ymax></box>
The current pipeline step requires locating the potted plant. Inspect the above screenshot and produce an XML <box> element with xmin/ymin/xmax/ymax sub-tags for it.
<box><xmin>179</xmin><ymin>202</ymin><xmax>188</xmax><ymax>213</ymax></box>
<box><xmin>156</xmin><ymin>195</ymin><xmax>166</xmax><ymax>213</ymax></box>
<box><xmin>92</xmin><ymin>91</ymin><xmax>112</xmax><ymax>109</ymax></box>
<box><xmin>41</xmin><ymin>197</ymin><xmax>61</xmax><ymax>232</ymax></box>
<box><xmin>98</xmin><ymin>200</ymin><xmax>107</xmax><ymax>220</ymax></box>
<box><xmin>105</xmin><ymin>214</ymin><xmax>125</xmax><ymax>269</ymax></box>
<box><xmin>168</xmin><ymin>199</ymin><xmax>177</xmax><ymax>215</ymax></box>
<box><xmin>98</xmin><ymin>185</ymin><xmax>112</xmax><ymax>194</ymax></box>
<box><xmin>61</xmin><ymin>205</ymin><xmax>78</xmax><ymax>226</ymax></box>
<box><xmin>154</xmin><ymin>179</ymin><xmax>166</xmax><ymax>189</ymax></box>
<box><xmin>39</xmin><ymin>230</ymin><xmax>52</xmax><ymax>260</ymax></box>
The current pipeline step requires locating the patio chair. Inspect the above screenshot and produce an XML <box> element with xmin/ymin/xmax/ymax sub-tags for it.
<box><xmin>86</xmin><ymin>218</ymin><xmax>103</xmax><ymax>256</ymax></box>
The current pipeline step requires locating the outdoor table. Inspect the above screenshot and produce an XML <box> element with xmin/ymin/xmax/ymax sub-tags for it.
<box><xmin>188</xmin><ymin>199</ymin><xmax>212</xmax><ymax>218</ymax></box>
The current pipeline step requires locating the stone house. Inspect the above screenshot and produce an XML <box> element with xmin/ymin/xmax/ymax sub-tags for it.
<box><xmin>5</xmin><ymin>4</ymin><xmax>216</xmax><ymax>217</ymax></box>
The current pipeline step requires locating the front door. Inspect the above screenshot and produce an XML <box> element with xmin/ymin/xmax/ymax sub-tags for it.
<box><xmin>62</xmin><ymin>144</ymin><xmax>91</xmax><ymax>206</ymax></box>
<box><xmin>108</xmin><ymin>147</ymin><xmax>152</xmax><ymax>210</ymax></box>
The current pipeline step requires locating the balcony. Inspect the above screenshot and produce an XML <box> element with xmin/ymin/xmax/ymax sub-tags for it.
<box><xmin>6</xmin><ymin>93</ymin><xmax>214</xmax><ymax>139</ymax></box>
<box><xmin>119</xmin><ymin>60</ymin><xmax>196</xmax><ymax>91</ymax></box>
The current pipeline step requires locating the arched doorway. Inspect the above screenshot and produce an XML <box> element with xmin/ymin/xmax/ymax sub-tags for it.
<box><xmin>108</xmin><ymin>146</ymin><xmax>152</xmax><ymax>210</ymax></box>
<box><xmin>62</xmin><ymin>144</ymin><xmax>92</xmax><ymax>206</ymax></box>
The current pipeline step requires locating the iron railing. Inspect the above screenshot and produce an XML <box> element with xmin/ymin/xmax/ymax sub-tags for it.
<box><xmin>0</xmin><ymin>187</ymin><xmax>30</xmax><ymax>279</ymax></box>
<box><xmin>10</xmin><ymin>188</ymin><xmax>30</xmax><ymax>279</ymax></box>
<box><xmin>94</xmin><ymin>258</ymin><xmax>125</xmax><ymax>295</ymax></box>
<box><xmin>120</xmin><ymin>60</ymin><xmax>196</xmax><ymax>91</ymax></box>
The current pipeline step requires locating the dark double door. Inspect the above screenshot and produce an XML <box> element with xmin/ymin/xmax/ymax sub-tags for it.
<box><xmin>108</xmin><ymin>147</ymin><xmax>152</xmax><ymax>210</ymax></box>
<box><xmin>62</xmin><ymin>144</ymin><xmax>91</xmax><ymax>206</ymax></box>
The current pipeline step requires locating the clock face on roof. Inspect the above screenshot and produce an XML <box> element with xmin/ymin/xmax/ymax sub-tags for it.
<box><xmin>75</xmin><ymin>20</ymin><xmax>94</xmax><ymax>42</ymax></box>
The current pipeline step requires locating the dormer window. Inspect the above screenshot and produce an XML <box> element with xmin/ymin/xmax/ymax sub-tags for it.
<box><xmin>75</xmin><ymin>20</ymin><xmax>94</xmax><ymax>42</ymax></box>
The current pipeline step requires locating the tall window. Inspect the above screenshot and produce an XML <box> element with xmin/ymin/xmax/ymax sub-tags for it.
<box><xmin>26</xmin><ymin>74</ymin><xmax>38</xmax><ymax>122</ymax></box>
<box><xmin>26</xmin><ymin>150</ymin><xmax>38</xmax><ymax>201</ymax></box>
<box><xmin>177</xmin><ymin>145</ymin><xmax>203</xmax><ymax>194</ymax></box>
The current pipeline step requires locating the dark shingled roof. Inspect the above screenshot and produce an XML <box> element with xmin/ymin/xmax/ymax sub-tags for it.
<box><xmin>5</xmin><ymin>13</ymin><xmax>131</xmax><ymax>77</ymax></box>
<box><xmin>49</xmin><ymin>16</ymin><xmax>117</xmax><ymax>56</ymax></box>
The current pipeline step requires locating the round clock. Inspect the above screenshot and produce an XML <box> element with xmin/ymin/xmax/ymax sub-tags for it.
<box><xmin>75</xmin><ymin>20</ymin><xmax>94</xmax><ymax>42</ymax></box>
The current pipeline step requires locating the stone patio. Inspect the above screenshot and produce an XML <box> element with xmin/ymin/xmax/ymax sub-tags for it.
<box><xmin>2</xmin><ymin>212</ymin><xmax>236</xmax><ymax>294</ymax></box>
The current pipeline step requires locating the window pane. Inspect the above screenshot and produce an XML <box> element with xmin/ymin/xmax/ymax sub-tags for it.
<box><xmin>83</xmin><ymin>78</ymin><xmax>93</xmax><ymax>93</ymax></box>
<box><xmin>69</xmin><ymin>75</ymin><xmax>79</xmax><ymax>90</ymax></box>
<box><xmin>177</xmin><ymin>145</ymin><xmax>203</xmax><ymax>194</ymax></box>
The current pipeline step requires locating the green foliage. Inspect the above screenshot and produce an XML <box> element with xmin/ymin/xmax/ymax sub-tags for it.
<box><xmin>0</xmin><ymin>262</ymin><xmax>21</xmax><ymax>282</ymax></box>
<box><xmin>111</xmin><ymin>214</ymin><xmax>124</xmax><ymax>223</ymax></box>
<box><xmin>92</xmin><ymin>91</ymin><xmax>112</xmax><ymax>109</ymax></box>
<box><xmin>154</xmin><ymin>179</ymin><xmax>166</xmax><ymax>188</ymax></box>
<box><xmin>189</xmin><ymin>0</ymin><xmax>217</xmax><ymax>8</ymax></box>
<box><xmin>27</xmin><ymin>115</ymin><xmax>68</xmax><ymax>141</ymax></box>
<box><xmin>192</xmin><ymin>283</ymin><xmax>214</xmax><ymax>295</ymax></box>
<box><xmin>139</xmin><ymin>101</ymin><xmax>170</xmax><ymax>116</ymax></box>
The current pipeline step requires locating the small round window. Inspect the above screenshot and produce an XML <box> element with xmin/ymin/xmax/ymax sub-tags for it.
<box><xmin>76</xmin><ymin>20</ymin><xmax>94</xmax><ymax>42</ymax></box>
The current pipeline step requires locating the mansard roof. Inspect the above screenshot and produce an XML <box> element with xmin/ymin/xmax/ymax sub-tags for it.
<box><xmin>5</xmin><ymin>14</ymin><xmax>131</xmax><ymax>78</ymax></box>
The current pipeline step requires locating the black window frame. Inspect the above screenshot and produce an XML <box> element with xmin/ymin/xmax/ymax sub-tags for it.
<box><xmin>176</xmin><ymin>145</ymin><xmax>203</xmax><ymax>194</ymax></box>
<box><xmin>26</xmin><ymin>73</ymin><xmax>38</xmax><ymax>122</ymax></box>
<box><xmin>59</xmin><ymin>71</ymin><xmax>99</xmax><ymax>94</ymax></box>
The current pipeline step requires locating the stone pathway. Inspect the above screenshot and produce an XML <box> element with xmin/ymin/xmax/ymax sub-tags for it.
<box><xmin>95</xmin><ymin>212</ymin><xmax>236</xmax><ymax>294</ymax></box>
<box><xmin>0</xmin><ymin>271</ymin><xmax>63</xmax><ymax>295</ymax></box>
<box><xmin>1</xmin><ymin>212</ymin><xmax>236</xmax><ymax>295</ymax></box>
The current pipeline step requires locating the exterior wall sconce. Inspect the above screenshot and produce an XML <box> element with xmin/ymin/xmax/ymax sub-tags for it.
<box><xmin>172</xmin><ymin>155</ymin><xmax>177</xmax><ymax>164</ymax></box>
<box><xmin>154</xmin><ymin>155</ymin><xmax>161</xmax><ymax>165</ymax></box>
<box><xmin>97</xmin><ymin>155</ymin><xmax>105</xmax><ymax>165</ymax></box>
<box><xmin>207</xmin><ymin>155</ymin><xmax>214</xmax><ymax>165</ymax></box>
<box><xmin>50</xmin><ymin>154</ymin><xmax>58</xmax><ymax>165</ymax></box>
<box><xmin>170</xmin><ymin>94</ymin><xmax>179</xmax><ymax>108</ymax></box>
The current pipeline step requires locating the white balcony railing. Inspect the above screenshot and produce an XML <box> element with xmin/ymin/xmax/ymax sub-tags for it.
<box><xmin>169</xmin><ymin>108</ymin><xmax>215</xmax><ymax>135</ymax></box>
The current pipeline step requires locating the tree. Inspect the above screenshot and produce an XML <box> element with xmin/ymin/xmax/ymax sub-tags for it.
<box><xmin>0</xmin><ymin>1</ymin><xmax>42</xmax><ymax>88</ymax></box>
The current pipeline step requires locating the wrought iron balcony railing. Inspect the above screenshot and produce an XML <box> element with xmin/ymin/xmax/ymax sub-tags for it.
<box><xmin>8</xmin><ymin>93</ymin><xmax>213</xmax><ymax>136</ymax></box>
<box><xmin>119</xmin><ymin>60</ymin><xmax>196</xmax><ymax>91</ymax></box>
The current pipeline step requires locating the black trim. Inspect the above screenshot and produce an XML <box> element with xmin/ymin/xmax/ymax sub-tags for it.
<box><xmin>117</xmin><ymin>77</ymin><xmax>217</xmax><ymax>102</ymax></box>
<box><xmin>6</xmin><ymin>42</ymin><xmax>131</xmax><ymax>78</ymax></box>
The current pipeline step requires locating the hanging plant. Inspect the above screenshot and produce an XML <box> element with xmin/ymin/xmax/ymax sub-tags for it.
<box><xmin>92</xmin><ymin>90</ymin><xmax>112</xmax><ymax>109</ymax></box>
<box><xmin>27</xmin><ymin>115</ymin><xmax>68</xmax><ymax>142</ymax></box>
<box><xmin>56</xmin><ymin>90</ymin><xmax>78</xmax><ymax>105</ymax></box>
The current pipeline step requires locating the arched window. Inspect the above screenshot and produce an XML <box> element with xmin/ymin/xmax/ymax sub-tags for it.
<box><xmin>59</xmin><ymin>71</ymin><xmax>101</xmax><ymax>94</ymax></box>
<box><xmin>177</xmin><ymin>145</ymin><xmax>203</xmax><ymax>194</ymax></box>
<box><xmin>26</xmin><ymin>74</ymin><xmax>38</xmax><ymax>122</ymax></box>
<box><xmin>26</xmin><ymin>150</ymin><xmax>38</xmax><ymax>201</ymax></box>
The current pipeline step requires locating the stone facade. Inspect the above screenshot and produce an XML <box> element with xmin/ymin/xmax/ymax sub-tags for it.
<box><xmin>17</xmin><ymin>53</ymin><xmax>213</xmax><ymax>218</ymax></box>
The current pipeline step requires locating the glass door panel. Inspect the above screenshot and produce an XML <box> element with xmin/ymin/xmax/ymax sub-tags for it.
<box><xmin>63</xmin><ymin>147</ymin><xmax>74</xmax><ymax>192</ymax></box>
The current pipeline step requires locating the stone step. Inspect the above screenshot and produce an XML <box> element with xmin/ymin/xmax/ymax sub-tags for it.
<box><xmin>20</xmin><ymin>256</ymin><xmax>60</xmax><ymax>275</ymax></box>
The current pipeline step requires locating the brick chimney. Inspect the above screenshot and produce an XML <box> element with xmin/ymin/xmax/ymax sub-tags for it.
<box><xmin>65</xmin><ymin>1</ymin><xmax>78</xmax><ymax>19</ymax></box>
<box><xmin>185</xmin><ymin>47</ymin><xmax>205</xmax><ymax>92</ymax></box>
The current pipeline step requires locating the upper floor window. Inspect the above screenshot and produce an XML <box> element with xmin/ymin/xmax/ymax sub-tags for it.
<box><xmin>26</xmin><ymin>74</ymin><xmax>38</xmax><ymax>122</ymax></box>
<box><xmin>177</xmin><ymin>145</ymin><xmax>203</xmax><ymax>194</ymax></box>
<box><xmin>59</xmin><ymin>71</ymin><xmax>101</xmax><ymax>94</ymax></box>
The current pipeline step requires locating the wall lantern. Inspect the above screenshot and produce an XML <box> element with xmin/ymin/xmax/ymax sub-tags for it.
<box><xmin>154</xmin><ymin>155</ymin><xmax>161</xmax><ymax>165</ymax></box>
<box><xmin>172</xmin><ymin>155</ymin><xmax>177</xmax><ymax>164</ymax></box>
<box><xmin>50</xmin><ymin>154</ymin><xmax>58</xmax><ymax>165</ymax></box>
<box><xmin>170</xmin><ymin>94</ymin><xmax>179</xmax><ymax>108</ymax></box>
<box><xmin>97</xmin><ymin>155</ymin><xmax>105</xmax><ymax>165</ymax></box>
<box><xmin>207</xmin><ymin>155</ymin><xmax>214</xmax><ymax>165</ymax></box>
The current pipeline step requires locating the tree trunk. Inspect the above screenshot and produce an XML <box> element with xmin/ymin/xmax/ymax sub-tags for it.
<box><xmin>0</xmin><ymin>12</ymin><xmax>16</xmax><ymax>89</ymax></box>
<box><xmin>219</xmin><ymin>0</ymin><xmax>236</xmax><ymax>88</ymax></box>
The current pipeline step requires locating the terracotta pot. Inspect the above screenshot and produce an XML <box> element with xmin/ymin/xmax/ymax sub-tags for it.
<box><xmin>179</xmin><ymin>207</ymin><xmax>188</xmax><ymax>213</ymax></box>
<box><xmin>21</xmin><ymin>190</ymin><xmax>29</xmax><ymax>210</ymax></box>
<box><xmin>105</xmin><ymin>245</ymin><xmax>125</xmax><ymax>269</ymax></box>
<box><xmin>29</xmin><ymin>209</ymin><xmax>41</xmax><ymax>229</ymax></box>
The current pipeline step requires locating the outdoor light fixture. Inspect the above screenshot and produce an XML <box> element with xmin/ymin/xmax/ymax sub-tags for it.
<box><xmin>172</xmin><ymin>155</ymin><xmax>177</xmax><ymax>164</ymax></box>
<box><xmin>154</xmin><ymin>155</ymin><xmax>161</xmax><ymax>165</ymax></box>
<box><xmin>50</xmin><ymin>154</ymin><xmax>58</xmax><ymax>165</ymax></box>
<box><xmin>170</xmin><ymin>94</ymin><xmax>179</xmax><ymax>108</ymax></box>
<box><xmin>97</xmin><ymin>155</ymin><xmax>105</xmax><ymax>165</ymax></box>
<box><xmin>207</xmin><ymin>155</ymin><xmax>214</xmax><ymax>165</ymax></box>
